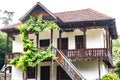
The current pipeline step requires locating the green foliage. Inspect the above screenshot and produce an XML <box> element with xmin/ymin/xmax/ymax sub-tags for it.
<box><xmin>116</xmin><ymin>60</ymin><xmax>120</xmax><ymax>78</ymax></box>
<box><xmin>112</xmin><ymin>35</ymin><xmax>120</xmax><ymax>62</ymax></box>
<box><xmin>9</xmin><ymin>16</ymin><xmax>58</xmax><ymax>71</ymax></box>
<box><xmin>102</xmin><ymin>73</ymin><xmax>120</xmax><ymax>80</ymax></box>
<box><xmin>0</xmin><ymin>33</ymin><xmax>12</xmax><ymax>69</ymax></box>
<box><xmin>0</xmin><ymin>10</ymin><xmax>14</xmax><ymax>25</ymax></box>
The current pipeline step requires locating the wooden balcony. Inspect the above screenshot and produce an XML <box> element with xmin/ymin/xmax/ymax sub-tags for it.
<box><xmin>6</xmin><ymin>52</ymin><xmax>21</xmax><ymax>60</ymax></box>
<box><xmin>61</xmin><ymin>48</ymin><xmax>113</xmax><ymax>65</ymax></box>
<box><xmin>6</xmin><ymin>48</ymin><xmax>113</xmax><ymax>65</ymax></box>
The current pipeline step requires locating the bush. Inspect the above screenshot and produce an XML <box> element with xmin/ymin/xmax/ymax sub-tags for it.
<box><xmin>102</xmin><ymin>73</ymin><xmax>120</xmax><ymax>80</ymax></box>
<box><xmin>116</xmin><ymin>60</ymin><xmax>120</xmax><ymax>78</ymax></box>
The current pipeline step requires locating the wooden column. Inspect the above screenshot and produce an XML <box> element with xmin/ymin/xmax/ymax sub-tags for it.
<box><xmin>50</xmin><ymin>29</ymin><xmax>54</xmax><ymax>80</ymax></box>
<box><xmin>4</xmin><ymin>33</ymin><xmax>9</xmax><ymax>80</ymax></box>
<box><xmin>36</xmin><ymin>33</ymin><xmax>39</xmax><ymax>80</ymax></box>
<box><xmin>98</xmin><ymin>58</ymin><xmax>101</xmax><ymax>80</ymax></box>
<box><xmin>24</xmin><ymin>31</ymin><xmax>28</xmax><ymax>80</ymax></box>
<box><xmin>109</xmin><ymin>35</ymin><xmax>112</xmax><ymax>55</ymax></box>
<box><xmin>83</xmin><ymin>28</ymin><xmax>86</xmax><ymax>49</ymax></box>
<box><xmin>105</xmin><ymin>26</ymin><xmax>109</xmax><ymax>48</ymax></box>
<box><xmin>59</xmin><ymin>30</ymin><xmax>62</xmax><ymax>50</ymax></box>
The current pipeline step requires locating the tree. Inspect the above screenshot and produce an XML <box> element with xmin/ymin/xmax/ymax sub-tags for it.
<box><xmin>112</xmin><ymin>35</ymin><xmax>120</xmax><ymax>62</ymax></box>
<box><xmin>112</xmin><ymin>35</ymin><xmax>120</xmax><ymax>78</ymax></box>
<box><xmin>0</xmin><ymin>10</ymin><xmax>14</xmax><ymax>25</ymax></box>
<box><xmin>116</xmin><ymin>60</ymin><xmax>120</xmax><ymax>78</ymax></box>
<box><xmin>0</xmin><ymin>33</ymin><xmax>12</xmax><ymax>69</ymax></box>
<box><xmin>102</xmin><ymin>73</ymin><xmax>119</xmax><ymax>80</ymax></box>
<box><xmin>0</xmin><ymin>10</ymin><xmax>14</xmax><ymax>69</ymax></box>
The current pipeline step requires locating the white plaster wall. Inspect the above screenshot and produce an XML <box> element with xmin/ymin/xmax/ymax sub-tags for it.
<box><xmin>73</xmin><ymin>61</ymin><xmax>108</xmax><ymax>80</ymax></box>
<box><xmin>13</xmin><ymin>28</ymin><xmax>105</xmax><ymax>51</ymax></box>
<box><xmin>86</xmin><ymin>29</ymin><xmax>104</xmax><ymax>48</ymax></box>
<box><xmin>37</xmin><ymin>61</ymin><xmax>107</xmax><ymax>80</ymax></box>
<box><xmin>11</xmin><ymin>66</ymin><xmax>23</xmax><ymax>80</ymax></box>
<box><xmin>12</xmin><ymin>35</ymin><xmax>23</xmax><ymax>52</ymax></box>
<box><xmin>39</xmin><ymin>29</ymin><xmax>83</xmax><ymax>49</ymax></box>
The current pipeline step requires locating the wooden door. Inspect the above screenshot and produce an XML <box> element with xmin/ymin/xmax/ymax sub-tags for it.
<box><xmin>40</xmin><ymin>66</ymin><xmax>50</xmax><ymax>80</ymax></box>
<box><xmin>57</xmin><ymin>66</ymin><xmax>72</xmax><ymax>80</ymax></box>
<box><xmin>57</xmin><ymin>38</ymin><xmax>68</xmax><ymax>49</ymax></box>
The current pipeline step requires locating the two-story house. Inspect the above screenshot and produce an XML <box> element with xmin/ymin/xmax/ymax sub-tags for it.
<box><xmin>0</xmin><ymin>2</ymin><xmax>118</xmax><ymax>80</ymax></box>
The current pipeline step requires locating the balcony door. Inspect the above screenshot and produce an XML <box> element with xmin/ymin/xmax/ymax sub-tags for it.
<box><xmin>75</xmin><ymin>35</ymin><xmax>84</xmax><ymax>49</ymax></box>
<box><xmin>57</xmin><ymin>38</ymin><xmax>68</xmax><ymax>49</ymax></box>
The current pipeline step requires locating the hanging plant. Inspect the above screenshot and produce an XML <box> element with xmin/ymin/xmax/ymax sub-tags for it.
<box><xmin>9</xmin><ymin>16</ymin><xmax>58</xmax><ymax>71</ymax></box>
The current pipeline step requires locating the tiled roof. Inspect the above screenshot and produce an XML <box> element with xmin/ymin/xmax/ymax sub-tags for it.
<box><xmin>0</xmin><ymin>22</ymin><xmax>22</xmax><ymax>31</ymax></box>
<box><xmin>54</xmin><ymin>8</ymin><xmax>114</xmax><ymax>23</ymax></box>
<box><xmin>0</xmin><ymin>8</ymin><xmax>117</xmax><ymax>39</ymax></box>
<box><xmin>0</xmin><ymin>8</ymin><xmax>114</xmax><ymax>31</ymax></box>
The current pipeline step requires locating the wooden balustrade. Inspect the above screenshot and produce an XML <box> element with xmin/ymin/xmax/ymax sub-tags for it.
<box><xmin>6</xmin><ymin>52</ymin><xmax>21</xmax><ymax>60</ymax></box>
<box><xmin>52</xmin><ymin>47</ymin><xmax>86</xmax><ymax>80</ymax></box>
<box><xmin>6</xmin><ymin>48</ymin><xmax>112</xmax><ymax>63</ymax></box>
<box><xmin>62</xmin><ymin>48</ymin><xmax>112</xmax><ymax>61</ymax></box>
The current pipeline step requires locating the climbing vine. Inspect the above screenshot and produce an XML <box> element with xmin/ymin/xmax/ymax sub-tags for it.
<box><xmin>10</xmin><ymin>16</ymin><xmax>58</xmax><ymax>71</ymax></box>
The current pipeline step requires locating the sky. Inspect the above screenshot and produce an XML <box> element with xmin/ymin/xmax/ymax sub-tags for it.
<box><xmin>0</xmin><ymin>0</ymin><xmax>120</xmax><ymax>34</ymax></box>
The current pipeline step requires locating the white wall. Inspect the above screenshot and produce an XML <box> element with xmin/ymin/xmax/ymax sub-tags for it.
<box><xmin>12</xmin><ymin>35</ymin><xmax>23</xmax><ymax>52</ymax></box>
<box><xmin>12</xmin><ymin>66</ymin><xmax>23</xmax><ymax>80</ymax></box>
<box><xmin>73</xmin><ymin>61</ymin><xmax>108</xmax><ymax>80</ymax></box>
<box><xmin>13</xmin><ymin>28</ymin><xmax>105</xmax><ymax>51</ymax></box>
<box><xmin>86</xmin><ymin>29</ymin><xmax>104</xmax><ymax>48</ymax></box>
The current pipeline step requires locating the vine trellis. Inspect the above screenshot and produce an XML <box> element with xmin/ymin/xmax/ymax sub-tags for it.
<box><xmin>10</xmin><ymin>16</ymin><xmax>58</xmax><ymax>71</ymax></box>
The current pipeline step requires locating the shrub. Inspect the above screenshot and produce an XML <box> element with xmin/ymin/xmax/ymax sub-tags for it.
<box><xmin>116</xmin><ymin>60</ymin><xmax>120</xmax><ymax>78</ymax></box>
<box><xmin>102</xmin><ymin>73</ymin><xmax>120</xmax><ymax>80</ymax></box>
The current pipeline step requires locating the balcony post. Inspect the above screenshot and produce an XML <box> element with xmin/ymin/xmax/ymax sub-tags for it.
<box><xmin>98</xmin><ymin>58</ymin><xmax>101</xmax><ymax>80</ymax></box>
<box><xmin>83</xmin><ymin>28</ymin><xmax>86</xmax><ymax>49</ymax></box>
<box><xmin>35</xmin><ymin>33</ymin><xmax>39</xmax><ymax>80</ymax></box>
<box><xmin>50</xmin><ymin>29</ymin><xmax>54</xmax><ymax>80</ymax></box>
<box><xmin>4</xmin><ymin>33</ymin><xmax>9</xmax><ymax>80</ymax></box>
<box><xmin>59</xmin><ymin>30</ymin><xmax>62</xmax><ymax>50</ymax></box>
<box><xmin>105</xmin><ymin>26</ymin><xmax>109</xmax><ymax>48</ymax></box>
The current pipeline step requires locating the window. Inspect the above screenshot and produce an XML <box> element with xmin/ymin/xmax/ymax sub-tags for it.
<box><xmin>75</xmin><ymin>35</ymin><xmax>84</xmax><ymax>49</ymax></box>
<box><xmin>40</xmin><ymin>39</ymin><xmax>50</xmax><ymax>47</ymax></box>
<box><xmin>27</xmin><ymin>67</ymin><xmax>35</xmax><ymax>78</ymax></box>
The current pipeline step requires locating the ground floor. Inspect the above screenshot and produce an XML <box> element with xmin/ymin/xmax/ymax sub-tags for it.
<box><xmin>11</xmin><ymin>61</ymin><xmax>108</xmax><ymax>80</ymax></box>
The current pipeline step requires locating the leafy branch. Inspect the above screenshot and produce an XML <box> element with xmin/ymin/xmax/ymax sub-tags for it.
<box><xmin>10</xmin><ymin>16</ymin><xmax>58</xmax><ymax>71</ymax></box>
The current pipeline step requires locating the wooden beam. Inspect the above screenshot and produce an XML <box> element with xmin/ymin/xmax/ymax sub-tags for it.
<box><xmin>105</xmin><ymin>26</ymin><xmax>109</xmax><ymax>48</ymax></box>
<box><xmin>50</xmin><ymin>30</ymin><xmax>54</xmax><ymax>80</ymax></box>
<box><xmin>98</xmin><ymin>58</ymin><xmax>101</xmax><ymax>80</ymax></box>
<box><xmin>36</xmin><ymin>33</ymin><xmax>39</xmax><ymax>80</ymax></box>
<box><xmin>51</xmin><ymin>30</ymin><xmax>53</xmax><ymax>44</ymax></box>
<box><xmin>83</xmin><ymin>28</ymin><xmax>86</xmax><ymax>49</ymax></box>
<box><xmin>59</xmin><ymin>30</ymin><xmax>62</xmax><ymax>50</ymax></box>
<box><xmin>4</xmin><ymin>33</ymin><xmax>9</xmax><ymax>80</ymax></box>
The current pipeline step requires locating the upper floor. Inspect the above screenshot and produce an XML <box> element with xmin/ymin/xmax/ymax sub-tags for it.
<box><xmin>0</xmin><ymin>2</ymin><xmax>118</xmax><ymax>66</ymax></box>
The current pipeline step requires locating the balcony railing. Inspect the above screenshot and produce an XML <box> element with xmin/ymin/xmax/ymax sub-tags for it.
<box><xmin>62</xmin><ymin>48</ymin><xmax>112</xmax><ymax>62</ymax></box>
<box><xmin>6</xmin><ymin>52</ymin><xmax>21</xmax><ymax>60</ymax></box>
<box><xmin>6</xmin><ymin>48</ymin><xmax>112</xmax><ymax>65</ymax></box>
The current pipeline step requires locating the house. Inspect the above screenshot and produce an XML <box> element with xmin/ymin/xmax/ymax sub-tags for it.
<box><xmin>0</xmin><ymin>2</ymin><xmax>118</xmax><ymax>80</ymax></box>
